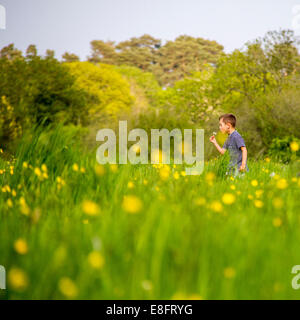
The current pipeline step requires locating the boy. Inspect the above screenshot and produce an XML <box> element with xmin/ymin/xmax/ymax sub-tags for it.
<box><xmin>209</xmin><ymin>114</ymin><xmax>249</xmax><ymax>176</ymax></box>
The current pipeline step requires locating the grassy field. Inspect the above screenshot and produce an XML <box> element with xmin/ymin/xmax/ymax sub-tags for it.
<box><xmin>0</xmin><ymin>125</ymin><xmax>300</xmax><ymax>300</ymax></box>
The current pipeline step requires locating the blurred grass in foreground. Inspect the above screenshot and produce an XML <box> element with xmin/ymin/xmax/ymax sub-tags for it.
<box><xmin>0</xmin><ymin>125</ymin><xmax>300</xmax><ymax>299</ymax></box>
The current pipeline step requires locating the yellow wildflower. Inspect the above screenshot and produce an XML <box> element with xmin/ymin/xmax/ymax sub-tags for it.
<box><xmin>95</xmin><ymin>164</ymin><xmax>105</xmax><ymax>176</ymax></box>
<box><xmin>81</xmin><ymin>200</ymin><xmax>100</xmax><ymax>216</ymax></box>
<box><xmin>8</xmin><ymin>268</ymin><xmax>29</xmax><ymax>291</ymax></box>
<box><xmin>7</xmin><ymin>198</ymin><xmax>13</xmax><ymax>208</ymax></box>
<box><xmin>173</xmin><ymin>172</ymin><xmax>180</xmax><ymax>180</ymax></box>
<box><xmin>58</xmin><ymin>277</ymin><xmax>78</xmax><ymax>298</ymax></box>
<box><xmin>290</xmin><ymin>141</ymin><xmax>299</xmax><ymax>152</ymax></box>
<box><xmin>131</xmin><ymin>145</ymin><xmax>141</xmax><ymax>155</ymax></box>
<box><xmin>276</xmin><ymin>179</ymin><xmax>288</xmax><ymax>190</ymax></box>
<box><xmin>273</xmin><ymin>218</ymin><xmax>283</xmax><ymax>227</ymax></box>
<box><xmin>205</xmin><ymin>172</ymin><xmax>215</xmax><ymax>184</ymax></box>
<box><xmin>272</xmin><ymin>197</ymin><xmax>283</xmax><ymax>209</ymax></box>
<box><xmin>14</xmin><ymin>239</ymin><xmax>28</xmax><ymax>255</ymax></box>
<box><xmin>254</xmin><ymin>200</ymin><xmax>264</xmax><ymax>208</ymax></box>
<box><xmin>159</xmin><ymin>166</ymin><xmax>170</xmax><ymax>180</ymax></box>
<box><xmin>210</xmin><ymin>201</ymin><xmax>223</xmax><ymax>212</ymax></box>
<box><xmin>127</xmin><ymin>181</ymin><xmax>134</xmax><ymax>189</ymax></box>
<box><xmin>251</xmin><ymin>180</ymin><xmax>258</xmax><ymax>187</ymax></box>
<box><xmin>122</xmin><ymin>195</ymin><xmax>143</xmax><ymax>214</ymax></box>
<box><xmin>34</xmin><ymin>167</ymin><xmax>42</xmax><ymax>177</ymax></box>
<box><xmin>109</xmin><ymin>164</ymin><xmax>118</xmax><ymax>173</ymax></box>
<box><xmin>20</xmin><ymin>203</ymin><xmax>30</xmax><ymax>216</ymax></box>
<box><xmin>222</xmin><ymin>193</ymin><xmax>236</xmax><ymax>205</ymax></box>
<box><xmin>72</xmin><ymin>163</ymin><xmax>79</xmax><ymax>172</ymax></box>
<box><xmin>88</xmin><ymin>251</ymin><xmax>105</xmax><ymax>269</ymax></box>
<box><xmin>224</xmin><ymin>267</ymin><xmax>236</xmax><ymax>279</ymax></box>
<box><xmin>255</xmin><ymin>190</ymin><xmax>264</xmax><ymax>198</ymax></box>
<box><xmin>43</xmin><ymin>172</ymin><xmax>48</xmax><ymax>179</ymax></box>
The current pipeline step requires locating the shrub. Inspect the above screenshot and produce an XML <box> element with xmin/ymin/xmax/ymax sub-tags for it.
<box><xmin>267</xmin><ymin>136</ymin><xmax>300</xmax><ymax>163</ymax></box>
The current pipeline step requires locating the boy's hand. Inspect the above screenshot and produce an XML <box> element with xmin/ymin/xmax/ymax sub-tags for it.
<box><xmin>239</xmin><ymin>165</ymin><xmax>246</xmax><ymax>172</ymax></box>
<box><xmin>209</xmin><ymin>135</ymin><xmax>217</xmax><ymax>144</ymax></box>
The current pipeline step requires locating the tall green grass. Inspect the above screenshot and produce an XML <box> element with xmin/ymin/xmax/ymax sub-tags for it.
<box><xmin>0</xmin><ymin>126</ymin><xmax>300</xmax><ymax>299</ymax></box>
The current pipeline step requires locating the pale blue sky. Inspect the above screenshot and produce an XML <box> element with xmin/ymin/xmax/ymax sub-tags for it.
<box><xmin>0</xmin><ymin>0</ymin><xmax>299</xmax><ymax>60</ymax></box>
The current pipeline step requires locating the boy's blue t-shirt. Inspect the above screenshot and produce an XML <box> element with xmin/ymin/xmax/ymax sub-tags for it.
<box><xmin>223</xmin><ymin>130</ymin><xmax>249</xmax><ymax>172</ymax></box>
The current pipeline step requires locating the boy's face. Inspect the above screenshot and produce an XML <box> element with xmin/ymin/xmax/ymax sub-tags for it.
<box><xmin>219</xmin><ymin>119</ymin><xmax>230</xmax><ymax>134</ymax></box>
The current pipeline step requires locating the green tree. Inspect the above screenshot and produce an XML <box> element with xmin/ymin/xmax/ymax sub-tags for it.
<box><xmin>156</xmin><ymin>65</ymin><xmax>218</xmax><ymax>124</ymax></box>
<box><xmin>62</xmin><ymin>52</ymin><xmax>80</xmax><ymax>62</ymax></box>
<box><xmin>155</xmin><ymin>35</ymin><xmax>224</xmax><ymax>86</ymax></box>
<box><xmin>65</xmin><ymin>61</ymin><xmax>134</xmax><ymax>120</ymax></box>
<box><xmin>87</xmin><ymin>34</ymin><xmax>223</xmax><ymax>86</ymax></box>
<box><xmin>0</xmin><ymin>47</ymin><xmax>88</xmax><ymax>132</ymax></box>
<box><xmin>0</xmin><ymin>43</ymin><xmax>23</xmax><ymax>60</ymax></box>
<box><xmin>88</xmin><ymin>40</ymin><xmax>119</xmax><ymax>64</ymax></box>
<box><xmin>26</xmin><ymin>44</ymin><xmax>38</xmax><ymax>58</ymax></box>
<box><xmin>45</xmin><ymin>49</ymin><xmax>55</xmax><ymax>59</ymax></box>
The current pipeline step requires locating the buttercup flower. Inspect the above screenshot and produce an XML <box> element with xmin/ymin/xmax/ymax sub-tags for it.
<box><xmin>276</xmin><ymin>179</ymin><xmax>288</xmax><ymax>190</ymax></box>
<box><xmin>290</xmin><ymin>141</ymin><xmax>299</xmax><ymax>152</ymax></box>
<box><xmin>273</xmin><ymin>218</ymin><xmax>283</xmax><ymax>227</ymax></box>
<box><xmin>8</xmin><ymin>268</ymin><xmax>29</xmax><ymax>291</ymax></box>
<box><xmin>160</xmin><ymin>166</ymin><xmax>170</xmax><ymax>180</ymax></box>
<box><xmin>14</xmin><ymin>239</ymin><xmax>28</xmax><ymax>255</ymax></box>
<box><xmin>88</xmin><ymin>251</ymin><xmax>105</xmax><ymax>269</ymax></box>
<box><xmin>224</xmin><ymin>267</ymin><xmax>236</xmax><ymax>279</ymax></box>
<box><xmin>58</xmin><ymin>277</ymin><xmax>78</xmax><ymax>298</ymax></box>
<box><xmin>254</xmin><ymin>200</ymin><xmax>264</xmax><ymax>208</ymax></box>
<box><xmin>122</xmin><ymin>195</ymin><xmax>143</xmax><ymax>214</ymax></box>
<box><xmin>81</xmin><ymin>200</ymin><xmax>100</xmax><ymax>216</ymax></box>
<box><xmin>72</xmin><ymin>163</ymin><xmax>79</xmax><ymax>172</ymax></box>
<box><xmin>210</xmin><ymin>201</ymin><xmax>223</xmax><ymax>212</ymax></box>
<box><xmin>272</xmin><ymin>198</ymin><xmax>283</xmax><ymax>209</ymax></box>
<box><xmin>222</xmin><ymin>193</ymin><xmax>236</xmax><ymax>205</ymax></box>
<box><xmin>251</xmin><ymin>180</ymin><xmax>258</xmax><ymax>187</ymax></box>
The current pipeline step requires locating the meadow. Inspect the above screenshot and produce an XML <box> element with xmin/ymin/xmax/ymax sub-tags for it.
<box><xmin>0</xmin><ymin>125</ymin><xmax>300</xmax><ymax>300</ymax></box>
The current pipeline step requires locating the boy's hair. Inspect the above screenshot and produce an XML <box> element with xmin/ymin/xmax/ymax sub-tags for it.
<box><xmin>219</xmin><ymin>114</ymin><xmax>236</xmax><ymax>128</ymax></box>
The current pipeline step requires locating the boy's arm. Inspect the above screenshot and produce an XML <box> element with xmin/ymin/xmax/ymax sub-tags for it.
<box><xmin>239</xmin><ymin>146</ymin><xmax>247</xmax><ymax>171</ymax></box>
<box><xmin>209</xmin><ymin>136</ymin><xmax>226</xmax><ymax>155</ymax></box>
<box><xmin>214</xmin><ymin>141</ymin><xmax>227</xmax><ymax>155</ymax></box>
<box><xmin>235</xmin><ymin>135</ymin><xmax>247</xmax><ymax>171</ymax></box>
